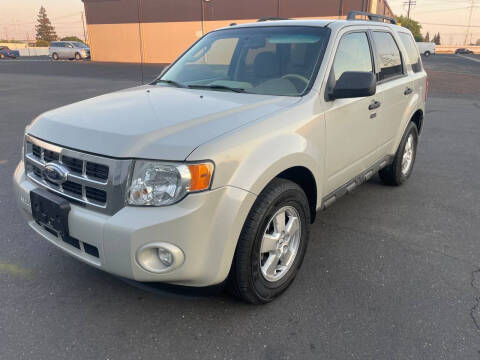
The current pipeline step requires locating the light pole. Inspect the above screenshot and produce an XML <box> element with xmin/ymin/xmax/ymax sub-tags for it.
<box><xmin>201</xmin><ymin>0</ymin><xmax>212</xmax><ymax>36</ymax></box>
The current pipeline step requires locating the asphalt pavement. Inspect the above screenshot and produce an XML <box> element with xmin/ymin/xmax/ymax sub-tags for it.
<box><xmin>0</xmin><ymin>54</ymin><xmax>479</xmax><ymax>359</ymax></box>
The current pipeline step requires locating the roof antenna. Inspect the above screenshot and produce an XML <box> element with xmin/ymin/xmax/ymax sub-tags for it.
<box><xmin>136</xmin><ymin>0</ymin><xmax>145</xmax><ymax>85</ymax></box>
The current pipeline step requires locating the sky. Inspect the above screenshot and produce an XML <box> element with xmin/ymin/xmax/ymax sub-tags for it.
<box><xmin>388</xmin><ymin>0</ymin><xmax>480</xmax><ymax>45</ymax></box>
<box><xmin>1</xmin><ymin>0</ymin><xmax>85</xmax><ymax>41</ymax></box>
<box><xmin>1</xmin><ymin>0</ymin><xmax>479</xmax><ymax>45</ymax></box>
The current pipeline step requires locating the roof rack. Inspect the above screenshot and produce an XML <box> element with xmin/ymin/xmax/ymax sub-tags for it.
<box><xmin>257</xmin><ymin>17</ymin><xmax>290</xmax><ymax>22</ymax></box>
<box><xmin>347</xmin><ymin>11</ymin><xmax>397</xmax><ymax>25</ymax></box>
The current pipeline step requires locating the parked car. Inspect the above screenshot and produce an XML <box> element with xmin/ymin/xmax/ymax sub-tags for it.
<box><xmin>49</xmin><ymin>41</ymin><xmax>90</xmax><ymax>60</ymax></box>
<box><xmin>416</xmin><ymin>42</ymin><xmax>436</xmax><ymax>57</ymax></box>
<box><xmin>0</xmin><ymin>46</ymin><xmax>20</xmax><ymax>59</ymax></box>
<box><xmin>14</xmin><ymin>12</ymin><xmax>427</xmax><ymax>304</ymax></box>
<box><xmin>455</xmin><ymin>48</ymin><xmax>473</xmax><ymax>55</ymax></box>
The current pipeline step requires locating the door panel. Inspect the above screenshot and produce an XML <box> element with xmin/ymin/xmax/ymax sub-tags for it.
<box><xmin>324</xmin><ymin>31</ymin><xmax>383</xmax><ymax>194</ymax></box>
<box><xmin>370</xmin><ymin>31</ymin><xmax>411</xmax><ymax>154</ymax></box>
<box><xmin>325</xmin><ymin>92</ymin><xmax>384</xmax><ymax>193</ymax></box>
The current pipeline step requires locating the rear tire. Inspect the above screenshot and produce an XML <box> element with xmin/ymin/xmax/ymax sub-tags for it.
<box><xmin>0</xmin><ymin>54</ymin><xmax>5</xmax><ymax>59</ymax></box>
<box><xmin>379</xmin><ymin>122</ymin><xmax>418</xmax><ymax>186</ymax></box>
<box><xmin>227</xmin><ymin>178</ymin><xmax>311</xmax><ymax>304</ymax></box>
<box><xmin>424</xmin><ymin>51</ymin><xmax>431</xmax><ymax>57</ymax></box>
<box><xmin>52</xmin><ymin>53</ymin><xmax>59</xmax><ymax>60</ymax></box>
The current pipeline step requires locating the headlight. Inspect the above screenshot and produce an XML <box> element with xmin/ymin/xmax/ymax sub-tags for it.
<box><xmin>127</xmin><ymin>160</ymin><xmax>214</xmax><ymax>206</ymax></box>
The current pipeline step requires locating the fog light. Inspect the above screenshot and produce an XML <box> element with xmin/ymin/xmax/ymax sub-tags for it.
<box><xmin>158</xmin><ymin>248</ymin><xmax>173</xmax><ymax>266</ymax></box>
<box><xmin>136</xmin><ymin>242</ymin><xmax>184</xmax><ymax>274</ymax></box>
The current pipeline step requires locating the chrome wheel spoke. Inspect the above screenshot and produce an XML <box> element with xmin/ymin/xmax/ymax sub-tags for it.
<box><xmin>262</xmin><ymin>253</ymin><xmax>281</xmax><ymax>278</ymax></box>
<box><xmin>285</xmin><ymin>216</ymin><xmax>299</xmax><ymax>238</ymax></box>
<box><xmin>273</xmin><ymin>211</ymin><xmax>286</xmax><ymax>233</ymax></box>
<box><xmin>260</xmin><ymin>233</ymin><xmax>280</xmax><ymax>253</ymax></box>
<box><xmin>281</xmin><ymin>246</ymin><xmax>295</xmax><ymax>264</ymax></box>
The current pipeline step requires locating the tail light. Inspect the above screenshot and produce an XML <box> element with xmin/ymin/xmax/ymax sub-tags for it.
<box><xmin>425</xmin><ymin>77</ymin><xmax>429</xmax><ymax>101</ymax></box>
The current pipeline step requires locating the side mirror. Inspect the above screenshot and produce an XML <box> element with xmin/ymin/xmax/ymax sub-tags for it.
<box><xmin>328</xmin><ymin>71</ymin><xmax>376</xmax><ymax>100</ymax></box>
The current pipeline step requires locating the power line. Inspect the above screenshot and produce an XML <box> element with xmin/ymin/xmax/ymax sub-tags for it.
<box><xmin>414</xmin><ymin>6</ymin><xmax>478</xmax><ymax>14</ymax></box>
<box><xmin>420</xmin><ymin>22</ymin><xmax>480</xmax><ymax>27</ymax></box>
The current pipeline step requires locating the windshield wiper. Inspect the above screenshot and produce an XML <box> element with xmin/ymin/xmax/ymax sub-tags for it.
<box><xmin>188</xmin><ymin>84</ymin><xmax>245</xmax><ymax>93</ymax></box>
<box><xmin>152</xmin><ymin>79</ymin><xmax>188</xmax><ymax>88</ymax></box>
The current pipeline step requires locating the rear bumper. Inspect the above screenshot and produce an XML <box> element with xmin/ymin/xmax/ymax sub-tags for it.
<box><xmin>14</xmin><ymin>161</ymin><xmax>256</xmax><ymax>286</ymax></box>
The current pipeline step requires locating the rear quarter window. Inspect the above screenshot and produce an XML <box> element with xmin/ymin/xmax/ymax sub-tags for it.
<box><xmin>398</xmin><ymin>32</ymin><xmax>422</xmax><ymax>73</ymax></box>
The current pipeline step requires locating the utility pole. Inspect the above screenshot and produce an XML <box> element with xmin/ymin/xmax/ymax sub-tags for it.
<box><xmin>464</xmin><ymin>0</ymin><xmax>475</xmax><ymax>45</ymax></box>
<box><xmin>404</xmin><ymin>0</ymin><xmax>416</xmax><ymax>19</ymax></box>
<box><xmin>81</xmin><ymin>12</ymin><xmax>87</xmax><ymax>43</ymax></box>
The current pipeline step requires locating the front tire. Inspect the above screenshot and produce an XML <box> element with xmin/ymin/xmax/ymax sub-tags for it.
<box><xmin>379</xmin><ymin>122</ymin><xmax>419</xmax><ymax>186</ymax></box>
<box><xmin>424</xmin><ymin>51</ymin><xmax>431</xmax><ymax>57</ymax></box>
<box><xmin>0</xmin><ymin>54</ymin><xmax>5</xmax><ymax>59</ymax></box>
<box><xmin>52</xmin><ymin>53</ymin><xmax>59</xmax><ymax>60</ymax></box>
<box><xmin>228</xmin><ymin>178</ymin><xmax>311</xmax><ymax>304</ymax></box>
<box><xmin>75</xmin><ymin>52</ymin><xmax>81</xmax><ymax>60</ymax></box>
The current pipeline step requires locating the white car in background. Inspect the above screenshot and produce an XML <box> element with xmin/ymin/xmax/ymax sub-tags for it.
<box><xmin>49</xmin><ymin>41</ymin><xmax>90</xmax><ymax>61</ymax></box>
<box><xmin>416</xmin><ymin>42</ymin><xmax>435</xmax><ymax>57</ymax></box>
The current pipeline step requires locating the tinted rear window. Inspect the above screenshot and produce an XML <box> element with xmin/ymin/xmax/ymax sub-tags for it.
<box><xmin>372</xmin><ymin>32</ymin><xmax>403</xmax><ymax>81</ymax></box>
<box><xmin>398</xmin><ymin>32</ymin><xmax>422</xmax><ymax>73</ymax></box>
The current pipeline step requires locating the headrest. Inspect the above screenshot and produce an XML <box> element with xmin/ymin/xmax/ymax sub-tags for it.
<box><xmin>254</xmin><ymin>52</ymin><xmax>280</xmax><ymax>78</ymax></box>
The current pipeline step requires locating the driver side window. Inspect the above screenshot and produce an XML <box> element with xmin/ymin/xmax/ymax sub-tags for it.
<box><xmin>332</xmin><ymin>32</ymin><xmax>373</xmax><ymax>81</ymax></box>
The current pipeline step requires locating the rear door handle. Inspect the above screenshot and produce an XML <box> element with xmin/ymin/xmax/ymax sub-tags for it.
<box><xmin>404</xmin><ymin>87</ymin><xmax>413</xmax><ymax>95</ymax></box>
<box><xmin>368</xmin><ymin>101</ymin><xmax>381</xmax><ymax>110</ymax></box>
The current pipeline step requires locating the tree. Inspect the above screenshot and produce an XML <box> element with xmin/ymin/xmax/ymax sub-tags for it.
<box><xmin>433</xmin><ymin>32</ymin><xmax>441</xmax><ymax>45</ymax></box>
<box><xmin>396</xmin><ymin>15</ymin><xmax>423</xmax><ymax>41</ymax></box>
<box><xmin>476</xmin><ymin>38</ymin><xmax>480</xmax><ymax>46</ymax></box>
<box><xmin>424</xmin><ymin>32</ymin><xmax>430</xmax><ymax>42</ymax></box>
<box><xmin>35</xmin><ymin>6</ymin><xmax>57</xmax><ymax>42</ymax></box>
<box><xmin>35</xmin><ymin>39</ymin><xmax>50</xmax><ymax>47</ymax></box>
<box><xmin>61</xmin><ymin>36</ymin><xmax>84</xmax><ymax>43</ymax></box>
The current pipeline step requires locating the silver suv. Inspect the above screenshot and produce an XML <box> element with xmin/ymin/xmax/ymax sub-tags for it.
<box><xmin>14</xmin><ymin>13</ymin><xmax>427</xmax><ymax>303</ymax></box>
<box><xmin>49</xmin><ymin>41</ymin><xmax>90</xmax><ymax>60</ymax></box>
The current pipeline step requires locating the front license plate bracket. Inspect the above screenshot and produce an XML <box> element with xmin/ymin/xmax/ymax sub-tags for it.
<box><xmin>30</xmin><ymin>188</ymin><xmax>71</xmax><ymax>236</ymax></box>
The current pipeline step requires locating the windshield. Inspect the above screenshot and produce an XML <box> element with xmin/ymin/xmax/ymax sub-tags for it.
<box><xmin>73</xmin><ymin>42</ymin><xmax>89</xmax><ymax>48</ymax></box>
<box><xmin>160</xmin><ymin>26</ymin><xmax>330</xmax><ymax>96</ymax></box>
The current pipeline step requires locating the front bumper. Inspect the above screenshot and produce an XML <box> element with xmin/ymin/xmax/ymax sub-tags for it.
<box><xmin>13</xmin><ymin>161</ymin><xmax>256</xmax><ymax>286</ymax></box>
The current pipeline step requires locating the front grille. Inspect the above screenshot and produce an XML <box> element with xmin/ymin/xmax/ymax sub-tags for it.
<box><xmin>86</xmin><ymin>162</ymin><xmax>109</xmax><ymax>180</ymax></box>
<box><xmin>86</xmin><ymin>186</ymin><xmax>107</xmax><ymax>203</ymax></box>
<box><xmin>62</xmin><ymin>155</ymin><xmax>83</xmax><ymax>174</ymax></box>
<box><xmin>32</xmin><ymin>144</ymin><xmax>41</xmax><ymax>157</ymax></box>
<box><xmin>44</xmin><ymin>150</ymin><xmax>59</xmax><ymax>162</ymax></box>
<box><xmin>24</xmin><ymin>135</ymin><xmax>131</xmax><ymax>215</ymax></box>
<box><xmin>62</xmin><ymin>180</ymin><xmax>82</xmax><ymax>196</ymax></box>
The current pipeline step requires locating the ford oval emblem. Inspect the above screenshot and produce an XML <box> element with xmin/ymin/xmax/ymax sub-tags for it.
<box><xmin>43</xmin><ymin>162</ymin><xmax>69</xmax><ymax>185</ymax></box>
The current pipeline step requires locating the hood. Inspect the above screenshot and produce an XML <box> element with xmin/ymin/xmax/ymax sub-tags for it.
<box><xmin>28</xmin><ymin>85</ymin><xmax>300</xmax><ymax>160</ymax></box>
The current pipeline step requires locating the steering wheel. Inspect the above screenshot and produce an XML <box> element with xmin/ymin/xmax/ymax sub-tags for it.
<box><xmin>281</xmin><ymin>74</ymin><xmax>309</xmax><ymax>92</ymax></box>
<box><xmin>281</xmin><ymin>74</ymin><xmax>309</xmax><ymax>86</ymax></box>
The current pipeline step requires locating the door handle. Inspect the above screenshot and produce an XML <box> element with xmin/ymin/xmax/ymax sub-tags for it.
<box><xmin>368</xmin><ymin>101</ymin><xmax>381</xmax><ymax>110</ymax></box>
<box><xmin>404</xmin><ymin>87</ymin><xmax>413</xmax><ymax>95</ymax></box>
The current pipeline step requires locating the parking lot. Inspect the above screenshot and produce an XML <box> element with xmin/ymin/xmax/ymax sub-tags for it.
<box><xmin>1</xmin><ymin>54</ymin><xmax>479</xmax><ymax>359</ymax></box>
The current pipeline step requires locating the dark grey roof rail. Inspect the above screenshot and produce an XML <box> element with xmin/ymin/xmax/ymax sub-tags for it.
<box><xmin>347</xmin><ymin>11</ymin><xmax>397</xmax><ymax>25</ymax></box>
<box><xmin>257</xmin><ymin>17</ymin><xmax>290</xmax><ymax>22</ymax></box>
